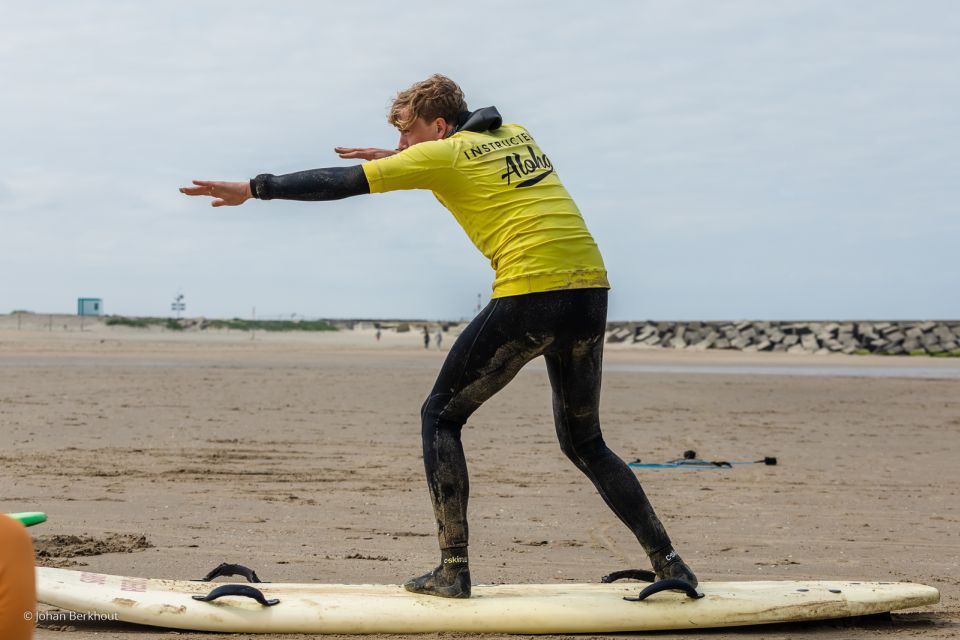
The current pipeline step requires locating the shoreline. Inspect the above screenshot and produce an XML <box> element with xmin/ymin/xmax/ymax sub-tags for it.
<box><xmin>4</xmin><ymin>324</ymin><xmax>960</xmax><ymax>373</ymax></box>
<box><xmin>5</xmin><ymin>313</ymin><xmax>959</xmax><ymax>359</ymax></box>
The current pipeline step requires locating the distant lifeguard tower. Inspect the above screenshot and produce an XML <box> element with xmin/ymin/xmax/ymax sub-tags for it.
<box><xmin>77</xmin><ymin>298</ymin><xmax>103</xmax><ymax>316</ymax></box>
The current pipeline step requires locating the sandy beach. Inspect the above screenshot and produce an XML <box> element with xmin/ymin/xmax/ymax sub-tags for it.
<box><xmin>1</xmin><ymin>324</ymin><xmax>957</xmax><ymax>639</ymax></box>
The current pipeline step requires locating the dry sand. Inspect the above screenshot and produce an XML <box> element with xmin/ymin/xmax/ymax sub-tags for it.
<box><xmin>1</xmin><ymin>324</ymin><xmax>958</xmax><ymax>639</ymax></box>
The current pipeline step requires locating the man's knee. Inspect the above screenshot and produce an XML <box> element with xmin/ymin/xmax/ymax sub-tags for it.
<box><xmin>421</xmin><ymin>394</ymin><xmax>463</xmax><ymax>435</ymax></box>
<box><xmin>559</xmin><ymin>430</ymin><xmax>609</xmax><ymax>464</ymax></box>
<box><xmin>421</xmin><ymin>393</ymin><xmax>446</xmax><ymax>424</ymax></box>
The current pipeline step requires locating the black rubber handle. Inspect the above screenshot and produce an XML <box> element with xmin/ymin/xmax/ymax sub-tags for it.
<box><xmin>624</xmin><ymin>578</ymin><xmax>704</xmax><ymax>601</ymax></box>
<box><xmin>196</xmin><ymin>563</ymin><xmax>264</xmax><ymax>583</ymax></box>
<box><xmin>601</xmin><ymin>569</ymin><xmax>656</xmax><ymax>583</ymax></box>
<box><xmin>192</xmin><ymin>584</ymin><xmax>279</xmax><ymax>606</ymax></box>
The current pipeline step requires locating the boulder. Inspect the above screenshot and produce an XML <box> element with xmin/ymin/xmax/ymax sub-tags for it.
<box><xmin>885</xmin><ymin>332</ymin><xmax>905</xmax><ymax>345</ymax></box>
<box><xmin>934</xmin><ymin>326</ymin><xmax>954</xmax><ymax>341</ymax></box>
<box><xmin>607</xmin><ymin>327</ymin><xmax>632</xmax><ymax>343</ymax></box>
<box><xmin>642</xmin><ymin>334</ymin><xmax>661</xmax><ymax>346</ymax></box>
<box><xmin>902</xmin><ymin>339</ymin><xmax>921</xmax><ymax>353</ymax></box>
<box><xmin>856</xmin><ymin>322</ymin><xmax>877</xmax><ymax>338</ymax></box>
<box><xmin>921</xmin><ymin>332</ymin><xmax>939</xmax><ymax>348</ymax></box>
<box><xmin>634</xmin><ymin>325</ymin><xmax>658</xmax><ymax>343</ymax></box>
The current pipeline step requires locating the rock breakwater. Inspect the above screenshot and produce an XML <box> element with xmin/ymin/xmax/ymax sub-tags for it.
<box><xmin>606</xmin><ymin>321</ymin><xmax>960</xmax><ymax>355</ymax></box>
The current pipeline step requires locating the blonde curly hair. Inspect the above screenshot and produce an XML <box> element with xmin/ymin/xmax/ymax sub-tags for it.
<box><xmin>388</xmin><ymin>74</ymin><xmax>468</xmax><ymax>131</ymax></box>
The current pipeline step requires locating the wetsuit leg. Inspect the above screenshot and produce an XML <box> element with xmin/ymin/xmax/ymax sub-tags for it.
<box><xmin>542</xmin><ymin>290</ymin><xmax>697</xmax><ymax>587</ymax></box>
<box><xmin>408</xmin><ymin>288</ymin><xmax>695</xmax><ymax>596</ymax></box>
<box><xmin>408</xmin><ymin>297</ymin><xmax>550</xmax><ymax>597</ymax></box>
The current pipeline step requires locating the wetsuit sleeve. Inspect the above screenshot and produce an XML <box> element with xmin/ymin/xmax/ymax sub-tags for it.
<box><xmin>249</xmin><ymin>165</ymin><xmax>369</xmax><ymax>201</ymax></box>
<box><xmin>361</xmin><ymin>140</ymin><xmax>456</xmax><ymax>194</ymax></box>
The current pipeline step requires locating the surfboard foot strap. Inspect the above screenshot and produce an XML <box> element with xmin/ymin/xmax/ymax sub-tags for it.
<box><xmin>195</xmin><ymin>563</ymin><xmax>264</xmax><ymax>583</ymax></box>
<box><xmin>624</xmin><ymin>578</ymin><xmax>704</xmax><ymax>602</ymax></box>
<box><xmin>192</xmin><ymin>584</ymin><xmax>279</xmax><ymax>606</ymax></box>
<box><xmin>601</xmin><ymin>569</ymin><xmax>656</xmax><ymax>583</ymax></box>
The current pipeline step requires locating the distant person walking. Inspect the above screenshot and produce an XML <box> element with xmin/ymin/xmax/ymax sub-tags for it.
<box><xmin>423</xmin><ymin>326</ymin><xmax>430</xmax><ymax>350</ymax></box>
<box><xmin>435</xmin><ymin>329</ymin><xmax>443</xmax><ymax>350</ymax></box>
<box><xmin>181</xmin><ymin>74</ymin><xmax>696</xmax><ymax>599</ymax></box>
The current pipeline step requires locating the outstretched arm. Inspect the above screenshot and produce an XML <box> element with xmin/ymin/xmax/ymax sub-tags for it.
<box><xmin>250</xmin><ymin>165</ymin><xmax>370</xmax><ymax>201</ymax></box>
<box><xmin>180</xmin><ymin>165</ymin><xmax>370</xmax><ymax>205</ymax></box>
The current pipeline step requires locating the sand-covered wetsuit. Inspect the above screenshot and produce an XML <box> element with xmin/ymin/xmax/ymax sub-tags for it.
<box><xmin>250</xmin><ymin>107</ymin><xmax>694</xmax><ymax>597</ymax></box>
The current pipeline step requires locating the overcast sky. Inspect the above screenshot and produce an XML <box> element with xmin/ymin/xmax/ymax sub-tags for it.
<box><xmin>2</xmin><ymin>1</ymin><xmax>957</xmax><ymax>321</ymax></box>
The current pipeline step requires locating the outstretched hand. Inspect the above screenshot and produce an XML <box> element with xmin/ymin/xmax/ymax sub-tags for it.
<box><xmin>334</xmin><ymin>147</ymin><xmax>397</xmax><ymax>161</ymax></box>
<box><xmin>179</xmin><ymin>180</ymin><xmax>252</xmax><ymax>207</ymax></box>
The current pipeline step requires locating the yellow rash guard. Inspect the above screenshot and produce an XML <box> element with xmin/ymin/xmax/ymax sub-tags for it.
<box><xmin>361</xmin><ymin>123</ymin><xmax>609</xmax><ymax>298</ymax></box>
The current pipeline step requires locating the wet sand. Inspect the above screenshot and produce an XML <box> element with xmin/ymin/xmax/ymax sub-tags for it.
<box><xmin>1</xmin><ymin>326</ymin><xmax>957</xmax><ymax>639</ymax></box>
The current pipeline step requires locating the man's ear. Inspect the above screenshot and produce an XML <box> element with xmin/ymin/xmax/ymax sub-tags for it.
<box><xmin>434</xmin><ymin>117</ymin><xmax>451</xmax><ymax>139</ymax></box>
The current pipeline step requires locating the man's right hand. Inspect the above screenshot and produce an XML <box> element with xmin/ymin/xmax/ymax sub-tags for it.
<box><xmin>334</xmin><ymin>147</ymin><xmax>397</xmax><ymax>161</ymax></box>
<box><xmin>179</xmin><ymin>180</ymin><xmax>252</xmax><ymax>207</ymax></box>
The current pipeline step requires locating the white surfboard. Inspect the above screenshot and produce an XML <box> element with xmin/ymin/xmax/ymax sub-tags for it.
<box><xmin>36</xmin><ymin>567</ymin><xmax>939</xmax><ymax>634</ymax></box>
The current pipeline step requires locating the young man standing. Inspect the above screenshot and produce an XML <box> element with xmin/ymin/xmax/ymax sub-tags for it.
<box><xmin>181</xmin><ymin>74</ymin><xmax>697</xmax><ymax>598</ymax></box>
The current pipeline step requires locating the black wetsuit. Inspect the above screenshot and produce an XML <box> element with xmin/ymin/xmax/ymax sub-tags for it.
<box><xmin>248</xmin><ymin>109</ymin><xmax>695</xmax><ymax>597</ymax></box>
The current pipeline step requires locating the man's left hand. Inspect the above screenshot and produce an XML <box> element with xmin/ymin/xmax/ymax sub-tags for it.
<box><xmin>335</xmin><ymin>147</ymin><xmax>397</xmax><ymax>161</ymax></box>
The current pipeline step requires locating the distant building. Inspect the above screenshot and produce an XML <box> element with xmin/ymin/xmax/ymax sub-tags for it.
<box><xmin>77</xmin><ymin>298</ymin><xmax>103</xmax><ymax>316</ymax></box>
